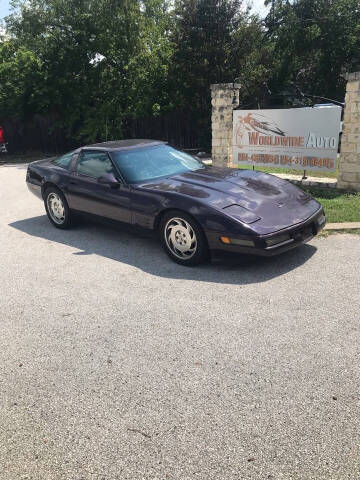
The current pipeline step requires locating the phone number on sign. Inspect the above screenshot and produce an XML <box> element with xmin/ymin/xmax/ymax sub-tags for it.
<box><xmin>237</xmin><ymin>153</ymin><xmax>335</xmax><ymax>169</ymax></box>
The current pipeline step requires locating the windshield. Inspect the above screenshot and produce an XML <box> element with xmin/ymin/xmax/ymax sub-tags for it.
<box><xmin>110</xmin><ymin>145</ymin><xmax>205</xmax><ymax>183</ymax></box>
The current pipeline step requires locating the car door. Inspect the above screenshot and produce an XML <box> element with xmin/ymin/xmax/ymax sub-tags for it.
<box><xmin>66</xmin><ymin>150</ymin><xmax>132</xmax><ymax>223</ymax></box>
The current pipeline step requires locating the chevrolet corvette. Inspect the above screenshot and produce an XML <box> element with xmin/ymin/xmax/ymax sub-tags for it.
<box><xmin>26</xmin><ymin>139</ymin><xmax>326</xmax><ymax>265</ymax></box>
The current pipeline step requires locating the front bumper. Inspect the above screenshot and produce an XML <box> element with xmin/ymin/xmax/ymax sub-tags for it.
<box><xmin>26</xmin><ymin>180</ymin><xmax>43</xmax><ymax>200</ymax></box>
<box><xmin>208</xmin><ymin>208</ymin><xmax>326</xmax><ymax>258</ymax></box>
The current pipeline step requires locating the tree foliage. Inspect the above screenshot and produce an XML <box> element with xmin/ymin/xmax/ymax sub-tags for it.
<box><xmin>0</xmin><ymin>0</ymin><xmax>358</xmax><ymax>148</ymax></box>
<box><xmin>265</xmin><ymin>0</ymin><xmax>360</xmax><ymax>100</ymax></box>
<box><xmin>169</xmin><ymin>0</ymin><xmax>270</xmax><ymax>143</ymax></box>
<box><xmin>2</xmin><ymin>0</ymin><xmax>173</xmax><ymax>142</ymax></box>
<box><xmin>0</xmin><ymin>40</ymin><xmax>44</xmax><ymax>118</ymax></box>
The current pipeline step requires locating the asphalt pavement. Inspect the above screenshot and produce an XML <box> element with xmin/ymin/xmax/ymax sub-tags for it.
<box><xmin>0</xmin><ymin>163</ymin><xmax>360</xmax><ymax>480</ymax></box>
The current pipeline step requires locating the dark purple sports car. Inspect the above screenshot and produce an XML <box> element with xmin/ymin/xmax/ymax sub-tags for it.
<box><xmin>26</xmin><ymin>139</ymin><xmax>326</xmax><ymax>265</ymax></box>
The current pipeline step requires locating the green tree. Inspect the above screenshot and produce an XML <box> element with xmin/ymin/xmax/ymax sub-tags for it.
<box><xmin>4</xmin><ymin>0</ymin><xmax>173</xmax><ymax>143</ymax></box>
<box><xmin>4</xmin><ymin>0</ymin><xmax>358</xmax><ymax>151</ymax></box>
<box><xmin>265</xmin><ymin>0</ymin><xmax>360</xmax><ymax>100</ymax></box>
<box><xmin>0</xmin><ymin>39</ymin><xmax>44</xmax><ymax>120</ymax></box>
<box><xmin>170</xmin><ymin>0</ymin><xmax>270</xmax><ymax>143</ymax></box>
<box><xmin>171</xmin><ymin>0</ymin><xmax>243</xmax><ymax>113</ymax></box>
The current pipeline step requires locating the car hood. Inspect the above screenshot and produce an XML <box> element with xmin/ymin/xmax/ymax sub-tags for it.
<box><xmin>140</xmin><ymin>167</ymin><xmax>321</xmax><ymax>234</ymax></box>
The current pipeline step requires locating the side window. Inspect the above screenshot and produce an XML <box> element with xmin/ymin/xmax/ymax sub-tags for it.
<box><xmin>53</xmin><ymin>151</ymin><xmax>75</xmax><ymax>170</ymax></box>
<box><xmin>76</xmin><ymin>151</ymin><xmax>116</xmax><ymax>179</ymax></box>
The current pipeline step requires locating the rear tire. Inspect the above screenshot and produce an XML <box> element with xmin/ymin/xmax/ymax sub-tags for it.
<box><xmin>44</xmin><ymin>186</ymin><xmax>72</xmax><ymax>229</ymax></box>
<box><xmin>159</xmin><ymin>210</ymin><xmax>209</xmax><ymax>266</ymax></box>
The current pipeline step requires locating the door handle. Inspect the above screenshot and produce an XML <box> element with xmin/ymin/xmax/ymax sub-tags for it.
<box><xmin>70</xmin><ymin>180</ymin><xmax>78</xmax><ymax>185</ymax></box>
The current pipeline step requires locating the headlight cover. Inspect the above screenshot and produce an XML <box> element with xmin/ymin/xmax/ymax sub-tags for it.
<box><xmin>222</xmin><ymin>204</ymin><xmax>261</xmax><ymax>224</ymax></box>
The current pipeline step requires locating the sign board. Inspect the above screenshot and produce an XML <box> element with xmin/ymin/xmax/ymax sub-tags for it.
<box><xmin>233</xmin><ymin>107</ymin><xmax>342</xmax><ymax>172</ymax></box>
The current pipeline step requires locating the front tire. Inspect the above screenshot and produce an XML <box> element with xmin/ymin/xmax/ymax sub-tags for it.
<box><xmin>44</xmin><ymin>186</ymin><xmax>72</xmax><ymax>229</ymax></box>
<box><xmin>159</xmin><ymin>210</ymin><xmax>209</xmax><ymax>266</ymax></box>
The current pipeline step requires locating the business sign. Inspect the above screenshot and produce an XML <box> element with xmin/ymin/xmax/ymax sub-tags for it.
<box><xmin>233</xmin><ymin>107</ymin><xmax>342</xmax><ymax>172</ymax></box>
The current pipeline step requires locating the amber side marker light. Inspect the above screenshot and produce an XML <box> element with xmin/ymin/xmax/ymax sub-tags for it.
<box><xmin>220</xmin><ymin>236</ymin><xmax>231</xmax><ymax>244</ymax></box>
<box><xmin>220</xmin><ymin>236</ymin><xmax>255</xmax><ymax>247</ymax></box>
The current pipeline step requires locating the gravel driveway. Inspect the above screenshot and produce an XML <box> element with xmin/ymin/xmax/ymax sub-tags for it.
<box><xmin>1</xmin><ymin>163</ymin><xmax>360</xmax><ymax>480</ymax></box>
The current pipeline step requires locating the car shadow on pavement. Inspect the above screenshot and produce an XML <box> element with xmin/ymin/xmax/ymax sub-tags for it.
<box><xmin>9</xmin><ymin>215</ymin><xmax>318</xmax><ymax>285</ymax></box>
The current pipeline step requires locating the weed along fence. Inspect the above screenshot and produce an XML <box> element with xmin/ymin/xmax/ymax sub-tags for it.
<box><xmin>211</xmin><ymin>74</ymin><xmax>360</xmax><ymax>192</ymax></box>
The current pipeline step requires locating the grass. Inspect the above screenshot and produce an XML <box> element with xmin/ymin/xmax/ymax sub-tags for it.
<box><xmin>320</xmin><ymin>228</ymin><xmax>360</xmax><ymax>237</ymax></box>
<box><xmin>301</xmin><ymin>187</ymin><xmax>360</xmax><ymax>223</ymax></box>
<box><xmin>239</xmin><ymin>165</ymin><xmax>338</xmax><ymax>179</ymax></box>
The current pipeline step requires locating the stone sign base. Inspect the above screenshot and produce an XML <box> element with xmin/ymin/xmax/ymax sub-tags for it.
<box><xmin>338</xmin><ymin>72</ymin><xmax>360</xmax><ymax>192</ymax></box>
<box><xmin>211</xmin><ymin>83</ymin><xmax>240</xmax><ymax>168</ymax></box>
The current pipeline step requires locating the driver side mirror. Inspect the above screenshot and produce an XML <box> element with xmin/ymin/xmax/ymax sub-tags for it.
<box><xmin>97</xmin><ymin>174</ymin><xmax>120</xmax><ymax>188</ymax></box>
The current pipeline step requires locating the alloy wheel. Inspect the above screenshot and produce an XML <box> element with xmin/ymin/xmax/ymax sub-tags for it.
<box><xmin>47</xmin><ymin>192</ymin><xmax>65</xmax><ymax>225</ymax></box>
<box><xmin>164</xmin><ymin>217</ymin><xmax>198</xmax><ymax>260</ymax></box>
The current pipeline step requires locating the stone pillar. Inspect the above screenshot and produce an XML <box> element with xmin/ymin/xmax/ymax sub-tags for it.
<box><xmin>211</xmin><ymin>83</ymin><xmax>240</xmax><ymax>168</ymax></box>
<box><xmin>338</xmin><ymin>72</ymin><xmax>360</xmax><ymax>191</ymax></box>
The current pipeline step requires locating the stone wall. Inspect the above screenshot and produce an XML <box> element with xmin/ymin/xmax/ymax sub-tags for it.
<box><xmin>211</xmin><ymin>83</ymin><xmax>240</xmax><ymax>168</ymax></box>
<box><xmin>338</xmin><ymin>72</ymin><xmax>360</xmax><ymax>191</ymax></box>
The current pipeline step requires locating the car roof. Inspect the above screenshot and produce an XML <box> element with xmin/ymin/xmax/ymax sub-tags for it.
<box><xmin>77</xmin><ymin>139</ymin><xmax>166</xmax><ymax>152</ymax></box>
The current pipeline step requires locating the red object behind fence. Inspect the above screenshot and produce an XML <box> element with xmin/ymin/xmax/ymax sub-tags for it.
<box><xmin>0</xmin><ymin>126</ymin><xmax>5</xmax><ymax>144</ymax></box>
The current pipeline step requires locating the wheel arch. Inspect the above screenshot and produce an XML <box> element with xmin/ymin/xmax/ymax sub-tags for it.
<box><xmin>41</xmin><ymin>181</ymin><xmax>61</xmax><ymax>198</ymax></box>
<box><xmin>154</xmin><ymin>207</ymin><xmax>200</xmax><ymax>232</ymax></box>
<box><xmin>154</xmin><ymin>207</ymin><xmax>210</xmax><ymax>250</ymax></box>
